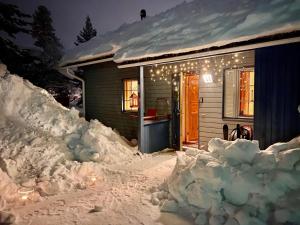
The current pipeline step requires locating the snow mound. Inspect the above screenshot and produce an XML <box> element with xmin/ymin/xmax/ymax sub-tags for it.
<box><xmin>154</xmin><ymin>137</ymin><xmax>300</xmax><ymax>225</ymax></box>
<box><xmin>0</xmin><ymin>65</ymin><xmax>138</xmax><ymax>207</ymax></box>
<box><xmin>61</xmin><ymin>0</ymin><xmax>300</xmax><ymax>65</ymax></box>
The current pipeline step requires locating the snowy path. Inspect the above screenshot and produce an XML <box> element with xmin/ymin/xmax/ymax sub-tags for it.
<box><xmin>12</xmin><ymin>152</ymin><xmax>194</xmax><ymax>225</ymax></box>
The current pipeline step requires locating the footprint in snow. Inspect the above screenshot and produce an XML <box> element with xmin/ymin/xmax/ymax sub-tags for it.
<box><xmin>88</xmin><ymin>205</ymin><xmax>102</xmax><ymax>213</ymax></box>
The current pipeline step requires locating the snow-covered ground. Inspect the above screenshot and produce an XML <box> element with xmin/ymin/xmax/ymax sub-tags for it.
<box><xmin>11</xmin><ymin>152</ymin><xmax>192</xmax><ymax>225</ymax></box>
<box><xmin>0</xmin><ymin>64</ymin><xmax>139</xmax><ymax>215</ymax></box>
<box><xmin>154</xmin><ymin>138</ymin><xmax>300</xmax><ymax>225</ymax></box>
<box><xmin>1</xmin><ymin>64</ymin><xmax>300</xmax><ymax>225</ymax></box>
<box><xmin>0</xmin><ymin>64</ymin><xmax>193</xmax><ymax>225</ymax></box>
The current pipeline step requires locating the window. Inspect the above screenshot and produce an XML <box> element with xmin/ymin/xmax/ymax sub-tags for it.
<box><xmin>224</xmin><ymin>67</ymin><xmax>254</xmax><ymax>119</ymax></box>
<box><xmin>123</xmin><ymin>79</ymin><xmax>139</xmax><ymax>112</ymax></box>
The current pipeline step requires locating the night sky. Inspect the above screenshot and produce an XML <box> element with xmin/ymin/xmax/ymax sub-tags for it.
<box><xmin>4</xmin><ymin>0</ymin><xmax>189</xmax><ymax>50</ymax></box>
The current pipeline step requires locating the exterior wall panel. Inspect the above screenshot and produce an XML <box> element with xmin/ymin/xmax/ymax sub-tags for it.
<box><xmin>254</xmin><ymin>43</ymin><xmax>300</xmax><ymax>149</ymax></box>
<box><xmin>82</xmin><ymin>62</ymin><xmax>139</xmax><ymax>140</ymax></box>
<box><xmin>199</xmin><ymin>51</ymin><xmax>254</xmax><ymax>147</ymax></box>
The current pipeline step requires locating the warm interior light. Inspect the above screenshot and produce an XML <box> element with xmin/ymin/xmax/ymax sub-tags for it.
<box><xmin>87</xmin><ymin>175</ymin><xmax>98</xmax><ymax>186</ymax></box>
<box><xmin>21</xmin><ymin>195</ymin><xmax>29</xmax><ymax>201</ymax></box>
<box><xmin>18</xmin><ymin>187</ymin><xmax>34</xmax><ymax>202</ymax></box>
<box><xmin>203</xmin><ymin>73</ymin><xmax>213</xmax><ymax>83</ymax></box>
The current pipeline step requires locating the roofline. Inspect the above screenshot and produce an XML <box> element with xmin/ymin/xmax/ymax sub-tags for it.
<box><xmin>60</xmin><ymin>31</ymin><xmax>300</xmax><ymax>69</ymax></box>
<box><xmin>118</xmin><ymin>33</ymin><xmax>300</xmax><ymax>68</ymax></box>
<box><xmin>60</xmin><ymin>55</ymin><xmax>114</xmax><ymax>68</ymax></box>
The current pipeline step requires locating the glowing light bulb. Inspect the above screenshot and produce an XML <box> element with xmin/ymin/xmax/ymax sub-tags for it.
<box><xmin>21</xmin><ymin>195</ymin><xmax>28</xmax><ymax>201</ymax></box>
<box><xmin>87</xmin><ymin>175</ymin><xmax>98</xmax><ymax>186</ymax></box>
<box><xmin>18</xmin><ymin>188</ymin><xmax>34</xmax><ymax>202</ymax></box>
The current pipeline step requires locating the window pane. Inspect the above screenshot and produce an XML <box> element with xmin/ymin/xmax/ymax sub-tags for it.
<box><xmin>239</xmin><ymin>70</ymin><xmax>254</xmax><ymax>117</ymax></box>
<box><xmin>131</xmin><ymin>80</ymin><xmax>138</xmax><ymax>91</ymax></box>
<box><xmin>224</xmin><ymin>69</ymin><xmax>237</xmax><ymax>118</ymax></box>
<box><xmin>123</xmin><ymin>79</ymin><xmax>139</xmax><ymax>111</ymax></box>
<box><xmin>249</xmin><ymin>71</ymin><xmax>254</xmax><ymax>115</ymax></box>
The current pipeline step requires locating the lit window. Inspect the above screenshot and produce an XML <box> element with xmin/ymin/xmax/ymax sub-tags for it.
<box><xmin>123</xmin><ymin>79</ymin><xmax>139</xmax><ymax>112</ymax></box>
<box><xmin>224</xmin><ymin>68</ymin><xmax>254</xmax><ymax>119</ymax></box>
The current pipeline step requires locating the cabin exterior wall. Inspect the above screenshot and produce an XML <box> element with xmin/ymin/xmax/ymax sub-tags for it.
<box><xmin>198</xmin><ymin>51</ymin><xmax>255</xmax><ymax>147</ymax></box>
<box><xmin>81</xmin><ymin>61</ymin><xmax>139</xmax><ymax>140</ymax></box>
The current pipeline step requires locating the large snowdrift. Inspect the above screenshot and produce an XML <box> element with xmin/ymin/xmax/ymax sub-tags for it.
<box><xmin>0</xmin><ymin>64</ymin><xmax>137</xmax><ymax>207</ymax></box>
<box><xmin>60</xmin><ymin>0</ymin><xmax>300</xmax><ymax>65</ymax></box>
<box><xmin>153</xmin><ymin>137</ymin><xmax>300</xmax><ymax>225</ymax></box>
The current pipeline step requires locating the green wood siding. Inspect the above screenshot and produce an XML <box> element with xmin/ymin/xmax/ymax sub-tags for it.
<box><xmin>82</xmin><ymin>62</ymin><xmax>139</xmax><ymax>140</ymax></box>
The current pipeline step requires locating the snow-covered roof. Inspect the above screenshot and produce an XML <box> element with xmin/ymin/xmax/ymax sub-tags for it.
<box><xmin>60</xmin><ymin>0</ymin><xmax>300</xmax><ymax>66</ymax></box>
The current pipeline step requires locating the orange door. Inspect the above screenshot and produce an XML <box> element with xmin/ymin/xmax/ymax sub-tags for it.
<box><xmin>185</xmin><ymin>75</ymin><xmax>199</xmax><ymax>142</ymax></box>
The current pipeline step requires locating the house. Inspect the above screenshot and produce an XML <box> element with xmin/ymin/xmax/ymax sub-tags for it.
<box><xmin>60</xmin><ymin>0</ymin><xmax>300</xmax><ymax>152</ymax></box>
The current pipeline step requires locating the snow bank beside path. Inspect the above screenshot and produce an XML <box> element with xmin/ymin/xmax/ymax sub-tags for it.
<box><xmin>154</xmin><ymin>137</ymin><xmax>300</xmax><ymax>225</ymax></box>
<box><xmin>0</xmin><ymin>65</ymin><xmax>138</xmax><ymax>208</ymax></box>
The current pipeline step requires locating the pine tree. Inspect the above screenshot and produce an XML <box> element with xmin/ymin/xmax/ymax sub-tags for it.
<box><xmin>0</xmin><ymin>2</ymin><xmax>36</xmax><ymax>77</ymax></box>
<box><xmin>0</xmin><ymin>2</ymin><xmax>31</xmax><ymax>37</ymax></box>
<box><xmin>75</xmin><ymin>16</ymin><xmax>97</xmax><ymax>46</ymax></box>
<box><xmin>32</xmin><ymin>5</ymin><xmax>63</xmax><ymax>70</ymax></box>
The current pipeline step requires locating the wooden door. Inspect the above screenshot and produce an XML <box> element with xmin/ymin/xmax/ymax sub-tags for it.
<box><xmin>185</xmin><ymin>75</ymin><xmax>199</xmax><ymax>142</ymax></box>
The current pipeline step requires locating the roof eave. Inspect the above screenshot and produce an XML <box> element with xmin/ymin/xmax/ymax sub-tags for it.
<box><xmin>118</xmin><ymin>30</ymin><xmax>300</xmax><ymax>68</ymax></box>
<box><xmin>60</xmin><ymin>54</ymin><xmax>114</xmax><ymax>68</ymax></box>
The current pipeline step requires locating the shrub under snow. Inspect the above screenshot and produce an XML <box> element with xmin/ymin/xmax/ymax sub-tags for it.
<box><xmin>154</xmin><ymin>138</ymin><xmax>300</xmax><ymax>225</ymax></box>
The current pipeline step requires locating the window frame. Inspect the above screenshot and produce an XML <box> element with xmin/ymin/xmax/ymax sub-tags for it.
<box><xmin>122</xmin><ymin>78</ymin><xmax>139</xmax><ymax>113</ymax></box>
<box><xmin>222</xmin><ymin>65</ymin><xmax>255</xmax><ymax>121</ymax></box>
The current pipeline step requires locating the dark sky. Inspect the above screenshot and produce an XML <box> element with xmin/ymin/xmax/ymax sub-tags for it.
<box><xmin>4</xmin><ymin>0</ymin><xmax>188</xmax><ymax>50</ymax></box>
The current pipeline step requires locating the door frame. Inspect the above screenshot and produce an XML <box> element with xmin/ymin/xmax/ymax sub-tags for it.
<box><xmin>180</xmin><ymin>72</ymin><xmax>200</xmax><ymax>149</ymax></box>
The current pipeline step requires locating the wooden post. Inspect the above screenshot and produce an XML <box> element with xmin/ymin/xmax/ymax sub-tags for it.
<box><xmin>138</xmin><ymin>66</ymin><xmax>145</xmax><ymax>152</ymax></box>
<box><xmin>179</xmin><ymin>72</ymin><xmax>183</xmax><ymax>151</ymax></box>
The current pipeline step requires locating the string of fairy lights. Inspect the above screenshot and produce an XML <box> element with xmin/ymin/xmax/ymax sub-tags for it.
<box><xmin>149</xmin><ymin>52</ymin><xmax>246</xmax><ymax>87</ymax></box>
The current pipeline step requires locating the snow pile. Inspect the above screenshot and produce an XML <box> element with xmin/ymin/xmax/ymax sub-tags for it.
<box><xmin>61</xmin><ymin>0</ymin><xmax>300</xmax><ymax>65</ymax></box>
<box><xmin>0</xmin><ymin>65</ymin><xmax>137</xmax><ymax>206</ymax></box>
<box><xmin>153</xmin><ymin>137</ymin><xmax>300</xmax><ymax>225</ymax></box>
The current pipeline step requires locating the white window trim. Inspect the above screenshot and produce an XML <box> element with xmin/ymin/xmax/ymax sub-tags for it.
<box><xmin>223</xmin><ymin>66</ymin><xmax>254</xmax><ymax>120</ymax></box>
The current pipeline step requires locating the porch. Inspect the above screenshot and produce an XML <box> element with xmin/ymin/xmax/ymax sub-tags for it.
<box><xmin>135</xmin><ymin>42</ymin><xmax>300</xmax><ymax>152</ymax></box>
